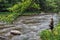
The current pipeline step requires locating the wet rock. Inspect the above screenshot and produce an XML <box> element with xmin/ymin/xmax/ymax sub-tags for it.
<box><xmin>10</xmin><ymin>30</ymin><xmax>21</xmax><ymax>35</ymax></box>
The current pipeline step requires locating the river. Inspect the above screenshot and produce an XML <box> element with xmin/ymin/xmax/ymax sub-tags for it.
<box><xmin>0</xmin><ymin>13</ymin><xmax>60</xmax><ymax>40</ymax></box>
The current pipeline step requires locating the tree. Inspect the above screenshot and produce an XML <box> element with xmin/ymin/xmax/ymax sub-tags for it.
<box><xmin>8</xmin><ymin>0</ymin><xmax>40</xmax><ymax>13</ymax></box>
<box><xmin>54</xmin><ymin>0</ymin><xmax>60</xmax><ymax>13</ymax></box>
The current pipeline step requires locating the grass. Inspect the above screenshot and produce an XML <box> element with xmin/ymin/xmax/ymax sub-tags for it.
<box><xmin>39</xmin><ymin>23</ymin><xmax>60</xmax><ymax>40</ymax></box>
<box><xmin>0</xmin><ymin>12</ymin><xmax>40</xmax><ymax>23</ymax></box>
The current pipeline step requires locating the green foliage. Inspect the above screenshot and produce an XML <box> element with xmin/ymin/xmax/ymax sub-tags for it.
<box><xmin>0</xmin><ymin>0</ymin><xmax>60</xmax><ymax>13</ymax></box>
<box><xmin>8</xmin><ymin>0</ymin><xmax>33</xmax><ymax>13</ymax></box>
<box><xmin>0</xmin><ymin>12</ymin><xmax>19</xmax><ymax>23</ymax></box>
<box><xmin>39</xmin><ymin>23</ymin><xmax>60</xmax><ymax>40</ymax></box>
<box><xmin>46</xmin><ymin>0</ymin><xmax>58</xmax><ymax>12</ymax></box>
<box><xmin>36</xmin><ymin>0</ymin><xmax>59</xmax><ymax>12</ymax></box>
<box><xmin>32</xmin><ymin>3</ymin><xmax>40</xmax><ymax>9</ymax></box>
<box><xmin>54</xmin><ymin>0</ymin><xmax>60</xmax><ymax>13</ymax></box>
<box><xmin>38</xmin><ymin>0</ymin><xmax>47</xmax><ymax>11</ymax></box>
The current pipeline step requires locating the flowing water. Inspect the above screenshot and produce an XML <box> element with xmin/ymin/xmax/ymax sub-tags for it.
<box><xmin>0</xmin><ymin>13</ymin><xmax>60</xmax><ymax>40</ymax></box>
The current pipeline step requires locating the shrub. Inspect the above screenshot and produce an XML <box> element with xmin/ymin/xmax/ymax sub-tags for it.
<box><xmin>39</xmin><ymin>23</ymin><xmax>60</xmax><ymax>40</ymax></box>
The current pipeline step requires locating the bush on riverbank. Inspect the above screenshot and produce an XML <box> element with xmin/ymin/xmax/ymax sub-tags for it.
<box><xmin>40</xmin><ymin>23</ymin><xmax>60</xmax><ymax>40</ymax></box>
<box><xmin>0</xmin><ymin>12</ymin><xmax>19</xmax><ymax>23</ymax></box>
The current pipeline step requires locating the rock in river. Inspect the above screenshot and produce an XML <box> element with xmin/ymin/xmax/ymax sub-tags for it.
<box><xmin>10</xmin><ymin>30</ymin><xmax>21</xmax><ymax>35</ymax></box>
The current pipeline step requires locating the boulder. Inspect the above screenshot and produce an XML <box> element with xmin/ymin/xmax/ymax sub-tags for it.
<box><xmin>10</xmin><ymin>30</ymin><xmax>21</xmax><ymax>35</ymax></box>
